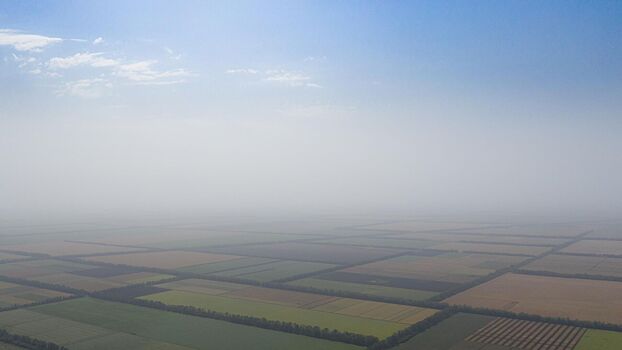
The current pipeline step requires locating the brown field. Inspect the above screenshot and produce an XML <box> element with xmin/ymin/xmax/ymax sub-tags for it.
<box><xmin>207</xmin><ymin>242</ymin><xmax>403</xmax><ymax>264</ymax></box>
<box><xmin>524</xmin><ymin>254</ymin><xmax>622</xmax><ymax>278</ymax></box>
<box><xmin>0</xmin><ymin>252</ymin><xmax>28</xmax><ymax>262</ymax></box>
<box><xmin>0</xmin><ymin>259</ymin><xmax>173</xmax><ymax>292</ymax></box>
<box><xmin>445</xmin><ymin>273</ymin><xmax>622</xmax><ymax>325</ymax></box>
<box><xmin>361</xmin><ymin>221</ymin><xmax>492</xmax><ymax>233</ymax></box>
<box><xmin>585</xmin><ymin>224</ymin><xmax>622</xmax><ymax>239</ymax></box>
<box><xmin>343</xmin><ymin>253</ymin><xmax>527</xmax><ymax>284</ymax></box>
<box><xmin>3</xmin><ymin>241</ymin><xmax>144</xmax><ymax>257</ymax></box>
<box><xmin>561</xmin><ymin>240</ymin><xmax>622</xmax><ymax>256</ymax></box>
<box><xmin>386</xmin><ymin>232</ymin><xmax>568</xmax><ymax>246</ymax></box>
<box><xmin>467</xmin><ymin>317</ymin><xmax>586</xmax><ymax>350</ymax></box>
<box><xmin>0</xmin><ymin>281</ymin><xmax>71</xmax><ymax>307</ymax></box>
<box><xmin>457</xmin><ymin>225</ymin><xmax>592</xmax><ymax>238</ymax></box>
<box><xmin>83</xmin><ymin>250</ymin><xmax>242</xmax><ymax>269</ymax></box>
<box><xmin>429</xmin><ymin>242</ymin><xmax>550</xmax><ymax>256</ymax></box>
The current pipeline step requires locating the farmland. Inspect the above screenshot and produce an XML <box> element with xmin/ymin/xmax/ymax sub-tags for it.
<box><xmin>286</xmin><ymin>252</ymin><xmax>527</xmax><ymax>301</ymax></box>
<box><xmin>560</xmin><ymin>240</ymin><xmax>622</xmax><ymax>257</ymax></box>
<box><xmin>444</xmin><ymin>273</ymin><xmax>622</xmax><ymax>324</ymax></box>
<box><xmin>0</xmin><ymin>281</ymin><xmax>71</xmax><ymax>308</ymax></box>
<box><xmin>138</xmin><ymin>279</ymin><xmax>436</xmax><ymax>339</ymax></box>
<box><xmin>392</xmin><ymin>312</ymin><xmax>620</xmax><ymax>350</ymax></box>
<box><xmin>2</xmin><ymin>241</ymin><xmax>145</xmax><ymax>257</ymax></box>
<box><xmin>0</xmin><ymin>298</ymin><xmax>362</xmax><ymax>350</ymax></box>
<box><xmin>83</xmin><ymin>250</ymin><xmax>243</xmax><ymax>269</ymax></box>
<box><xmin>1</xmin><ymin>216</ymin><xmax>620</xmax><ymax>349</ymax></box>
<box><xmin>0</xmin><ymin>259</ymin><xmax>173</xmax><ymax>292</ymax></box>
<box><xmin>204</xmin><ymin>242</ymin><xmax>403</xmax><ymax>264</ymax></box>
<box><xmin>524</xmin><ymin>254</ymin><xmax>622</xmax><ymax>278</ymax></box>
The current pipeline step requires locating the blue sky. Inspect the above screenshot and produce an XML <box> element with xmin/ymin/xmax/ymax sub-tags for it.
<box><xmin>1</xmin><ymin>1</ymin><xmax>621</xmax><ymax>217</ymax></box>
<box><xmin>2</xmin><ymin>1</ymin><xmax>621</xmax><ymax>120</ymax></box>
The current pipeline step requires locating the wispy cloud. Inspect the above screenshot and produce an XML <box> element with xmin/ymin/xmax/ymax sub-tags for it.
<box><xmin>226</xmin><ymin>68</ymin><xmax>320</xmax><ymax>87</ymax></box>
<box><xmin>3</xmin><ymin>28</ymin><xmax>194</xmax><ymax>97</ymax></box>
<box><xmin>114</xmin><ymin>60</ymin><xmax>192</xmax><ymax>85</ymax></box>
<box><xmin>48</xmin><ymin>52</ymin><xmax>119</xmax><ymax>69</ymax></box>
<box><xmin>0</xmin><ymin>29</ymin><xmax>62</xmax><ymax>52</ymax></box>
<box><xmin>226</xmin><ymin>68</ymin><xmax>259</xmax><ymax>75</ymax></box>
<box><xmin>55</xmin><ymin>78</ymin><xmax>112</xmax><ymax>98</ymax></box>
<box><xmin>265</xmin><ymin>70</ymin><xmax>311</xmax><ymax>86</ymax></box>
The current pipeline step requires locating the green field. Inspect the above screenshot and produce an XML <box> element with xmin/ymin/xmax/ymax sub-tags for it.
<box><xmin>141</xmin><ymin>289</ymin><xmax>409</xmax><ymax>339</ymax></box>
<box><xmin>211</xmin><ymin>260</ymin><xmax>336</xmax><ymax>282</ymax></box>
<box><xmin>0</xmin><ymin>342</ymin><xmax>25</xmax><ymax>350</ymax></box>
<box><xmin>176</xmin><ymin>257</ymin><xmax>277</xmax><ymax>275</ymax></box>
<box><xmin>287</xmin><ymin>277</ymin><xmax>438</xmax><ymax>301</ymax></box>
<box><xmin>0</xmin><ymin>298</ymin><xmax>362</xmax><ymax>350</ymax></box>
<box><xmin>576</xmin><ymin>329</ymin><xmax>622</xmax><ymax>350</ymax></box>
<box><xmin>391</xmin><ymin>313</ymin><xmax>495</xmax><ymax>350</ymax></box>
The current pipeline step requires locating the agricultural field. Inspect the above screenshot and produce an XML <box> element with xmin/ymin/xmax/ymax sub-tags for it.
<box><xmin>82</xmin><ymin>229</ymin><xmax>318</xmax><ymax>250</ymax></box>
<box><xmin>392</xmin><ymin>312</ymin><xmax>614</xmax><ymax>350</ymax></box>
<box><xmin>584</xmin><ymin>223</ymin><xmax>622</xmax><ymax>239</ymax></box>
<box><xmin>453</xmin><ymin>224</ymin><xmax>593</xmax><ymax>238</ymax></box>
<box><xmin>208</xmin><ymin>259</ymin><xmax>336</xmax><ymax>282</ymax></box>
<box><xmin>313</xmin><ymin>237</ymin><xmax>440</xmax><ymax>250</ymax></box>
<box><xmin>81</xmin><ymin>250</ymin><xmax>337</xmax><ymax>283</ymax></box>
<box><xmin>383</xmin><ymin>231</ymin><xmax>569</xmax><ymax>246</ymax></box>
<box><xmin>0</xmin><ymin>259</ymin><xmax>173</xmax><ymax>292</ymax></box>
<box><xmin>83</xmin><ymin>250</ymin><xmax>243</xmax><ymax>269</ymax></box>
<box><xmin>575</xmin><ymin>329</ymin><xmax>622</xmax><ymax>350</ymax></box>
<box><xmin>427</xmin><ymin>242</ymin><xmax>550</xmax><ymax>256</ymax></box>
<box><xmin>286</xmin><ymin>252</ymin><xmax>527</xmax><ymax>301</ymax></box>
<box><xmin>0</xmin><ymin>298</ymin><xmax>361</xmax><ymax>350</ymax></box>
<box><xmin>0</xmin><ymin>281</ymin><xmax>71</xmax><ymax>309</ymax></box>
<box><xmin>204</xmin><ymin>242</ymin><xmax>403</xmax><ymax>264</ymax></box>
<box><xmin>1</xmin><ymin>241</ymin><xmax>145</xmax><ymax>257</ymax></box>
<box><xmin>357</xmin><ymin>221</ymin><xmax>493</xmax><ymax>233</ymax></box>
<box><xmin>138</xmin><ymin>278</ymin><xmax>437</xmax><ymax>339</ymax></box>
<box><xmin>560</xmin><ymin>240</ymin><xmax>622</xmax><ymax>257</ymax></box>
<box><xmin>445</xmin><ymin>273</ymin><xmax>622</xmax><ymax>325</ymax></box>
<box><xmin>287</xmin><ymin>277</ymin><xmax>438</xmax><ymax>301</ymax></box>
<box><xmin>0</xmin><ymin>216</ymin><xmax>619</xmax><ymax>349</ymax></box>
<box><xmin>342</xmin><ymin>252</ymin><xmax>527</xmax><ymax>284</ymax></box>
<box><xmin>523</xmin><ymin>254</ymin><xmax>622</xmax><ymax>278</ymax></box>
<box><xmin>0</xmin><ymin>252</ymin><xmax>30</xmax><ymax>263</ymax></box>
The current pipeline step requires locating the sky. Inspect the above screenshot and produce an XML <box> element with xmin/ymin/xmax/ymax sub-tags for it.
<box><xmin>1</xmin><ymin>1</ymin><xmax>621</xmax><ymax>219</ymax></box>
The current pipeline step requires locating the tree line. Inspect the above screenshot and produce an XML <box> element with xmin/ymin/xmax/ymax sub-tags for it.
<box><xmin>0</xmin><ymin>328</ymin><xmax>67</xmax><ymax>350</ymax></box>
<box><xmin>94</xmin><ymin>285</ymin><xmax>379</xmax><ymax>347</ymax></box>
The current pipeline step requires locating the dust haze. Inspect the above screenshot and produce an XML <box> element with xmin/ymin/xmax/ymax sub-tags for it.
<box><xmin>2</xmin><ymin>108</ymin><xmax>621</xmax><ymax>220</ymax></box>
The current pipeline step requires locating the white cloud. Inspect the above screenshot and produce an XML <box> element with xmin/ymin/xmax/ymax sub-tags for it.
<box><xmin>303</xmin><ymin>56</ymin><xmax>327</xmax><ymax>62</ymax></box>
<box><xmin>55</xmin><ymin>78</ymin><xmax>112</xmax><ymax>98</ymax></box>
<box><xmin>92</xmin><ymin>37</ymin><xmax>104</xmax><ymax>45</ymax></box>
<box><xmin>226</xmin><ymin>68</ymin><xmax>259</xmax><ymax>74</ymax></box>
<box><xmin>164</xmin><ymin>47</ymin><xmax>182</xmax><ymax>60</ymax></box>
<box><xmin>11</xmin><ymin>53</ymin><xmax>36</xmax><ymax>68</ymax></box>
<box><xmin>115</xmin><ymin>60</ymin><xmax>192</xmax><ymax>84</ymax></box>
<box><xmin>48</xmin><ymin>52</ymin><xmax>119</xmax><ymax>69</ymax></box>
<box><xmin>265</xmin><ymin>70</ymin><xmax>312</xmax><ymax>86</ymax></box>
<box><xmin>0</xmin><ymin>29</ymin><xmax>62</xmax><ymax>52</ymax></box>
<box><xmin>226</xmin><ymin>67</ymin><xmax>321</xmax><ymax>88</ymax></box>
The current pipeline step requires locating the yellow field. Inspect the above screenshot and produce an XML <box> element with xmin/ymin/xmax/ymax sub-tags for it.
<box><xmin>445</xmin><ymin>273</ymin><xmax>622</xmax><ymax>325</ymax></box>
